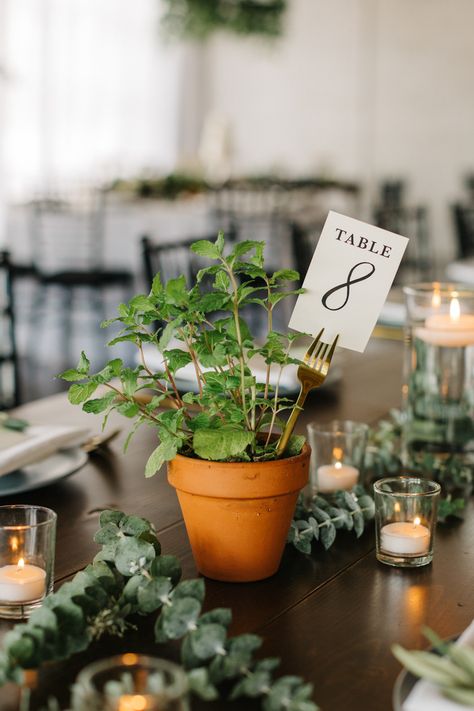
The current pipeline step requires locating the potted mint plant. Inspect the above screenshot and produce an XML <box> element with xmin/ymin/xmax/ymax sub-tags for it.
<box><xmin>60</xmin><ymin>234</ymin><xmax>310</xmax><ymax>582</ymax></box>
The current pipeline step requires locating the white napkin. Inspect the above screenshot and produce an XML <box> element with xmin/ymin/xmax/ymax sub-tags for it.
<box><xmin>403</xmin><ymin>619</ymin><xmax>474</xmax><ymax>710</ymax></box>
<box><xmin>0</xmin><ymin>424</ymin><xmax>90</xmax><ymax>477</ymax></box>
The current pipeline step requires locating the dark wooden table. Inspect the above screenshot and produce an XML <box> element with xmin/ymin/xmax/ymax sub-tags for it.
<box><xmin>1</xmin><ymin>339</ymin><xmax>473</xmax><ymax>711</ymax></box>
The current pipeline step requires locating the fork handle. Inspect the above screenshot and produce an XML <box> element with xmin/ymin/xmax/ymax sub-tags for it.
<box><xmin>276</xmin><ymin>383</ymin><xmax>311</xmax><ymax>457</ymax></box>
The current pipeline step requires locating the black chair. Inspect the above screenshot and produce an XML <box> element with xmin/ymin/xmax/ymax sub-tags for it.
<box><xmin>0</xmin><ymin>251</ymin><xmax>19</xmax><ymax>409</ymax></box>
<box><xmin>29</xmin><ymin>193</ymin><xmax>134</xmax><ymax>357</ymax></box>
<box><xmin>373</xmin><ymin>204</ymin><xmax>432</xmax><ymax>282</ymax></box>
<box><xmin>290</xmin><ymin>218</ymin><xmax>327</xmax><ymax>285</ymax></box>
<box><xmin>452</xmin><ymin>203</ymin><xmax>474</xmax><ymax>259</ymax></box>
<box><xmin>141</xmin><ymin>227</ymin><xmax>237</xmax><ymax>289</ymax></box>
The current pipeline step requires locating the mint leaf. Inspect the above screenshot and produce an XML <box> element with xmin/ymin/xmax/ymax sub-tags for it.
<box><xmin>286</xmin><ymin>435</ymin><xmax>305</xmax><ymax>457</ymax></box>
<box><xmin>68</xmin><ymin>381</ymin><xmax>98</xmax><ymax>405</ymax></box>
<box><xmin>145</xmin><ymin>439</ymin><xmax>178</xmax><ymax>477</ymax></box>
<box><xmin>191</xmin><ymin>239</ymin><xmax>220</xmax><ymax>259</ymax></box>
<box><xmin>193</xmin><ymin>427</ymin><xmax>254</xmax><ymax>461</ymax></box>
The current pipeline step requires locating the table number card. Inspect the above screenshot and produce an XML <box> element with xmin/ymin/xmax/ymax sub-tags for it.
<box><xmin>289</xmin><ymin>211</ymin><xmax>409</xmax><ymax>352</ymax></box>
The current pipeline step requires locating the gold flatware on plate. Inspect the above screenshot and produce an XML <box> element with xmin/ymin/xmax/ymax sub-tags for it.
<box><xmin>276</xmin><ymin>328</ymin><xmax>339</xmax><ymax>457</ymax></box>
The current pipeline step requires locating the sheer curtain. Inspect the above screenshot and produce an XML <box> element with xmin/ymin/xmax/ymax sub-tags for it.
<box><xmin>1</xmin><ymin>0</ymin><xmax>183</xmax><ymax>199</ymax></box>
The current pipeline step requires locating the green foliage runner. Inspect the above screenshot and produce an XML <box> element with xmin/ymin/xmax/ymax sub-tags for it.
<box><xmin>289</xmin><ymin>486</ymin><xmax>375</xmax><ymax>555</ymax></box>
<box><xmin>364</xmin><ymin>410</ymin><xmax>472</xmax><ymax>522</ymax></box>
<box><xmin>0</xmin><ymin>510</ymin><xmax>319</xmax><ymax>711</ymax></box>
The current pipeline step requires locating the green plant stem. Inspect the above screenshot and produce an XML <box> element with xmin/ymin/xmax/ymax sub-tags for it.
<box><xmin>226</xmin><ymin>263</ymin><xmax>251</xmax><ymax>431</ymax></box>
<box><xmin>180</xmin><ymin>325</ymin><xmax>205</xmax><ymax>397</ymax></box>
<box><xmin>265</xmin><ymin>341</ymin><xmax>292</xmax><ymax>445</ymax></box>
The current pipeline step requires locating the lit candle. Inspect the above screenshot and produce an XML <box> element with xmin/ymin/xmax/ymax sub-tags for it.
<box><xmin>380</xmin><ymin>517</ymin><xmax>430</xmax><ymax>556</ymax></box>
<box><xmin>416</xmin><ymin>293</ymin><xmax>474</xmax><ymax>347</ymax></box>
<box><xmin>116</xmin><ymin>695</ymin><xmax>157</xmax><ymax>711</ymax></box>
<box><xmin>0</xmin><ymin>558</ymin><xmax>46</xmax><ymax>603</ymax></box>
<box><xmin>317</xmin><ymin>449</ymin><xmax>359</xmax><ymax>493</ymax></box>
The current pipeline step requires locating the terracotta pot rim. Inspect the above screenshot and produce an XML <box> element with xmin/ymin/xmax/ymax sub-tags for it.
<box><xmin>167</xmin><ymin>442</ymin><xmax>310</xmax><ymax>499</ymax></box>
<box><xmin>173</xmin><ymin>441</ymin><xmax>310</xmax><ymax>467</ymax></box>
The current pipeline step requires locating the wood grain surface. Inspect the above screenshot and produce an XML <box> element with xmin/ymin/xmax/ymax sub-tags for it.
<box><xmin>1</xmin><ymin>338</ymin><xmax>472</xmax><ymax>711</ymax></box>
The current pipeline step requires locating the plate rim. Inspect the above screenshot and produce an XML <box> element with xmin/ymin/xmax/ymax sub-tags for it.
<box><xmin>0</xmin><ymin>447</ymin><xmax>88</xmax><ymax>497</ymax></box>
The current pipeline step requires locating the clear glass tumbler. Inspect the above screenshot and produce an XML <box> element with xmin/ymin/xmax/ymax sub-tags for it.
<box><xmin>73</xmin><ymin>654</ymin><xmax>190</xmax><ymax>711</ymax></box>
<box><xmin>403</xmin><ymin>283</ymin><xmax>474</xmax><ymax>486</ymax></box>
<box><xmin>0</xmin><ymin>505</ymin><xmax>56</xmax><ymax>618</ymax></box>
<box><xmin>306</xmin><ymin>420</ymin><xmax>369</xmax><ymax>494</ymax></box>
<box><xmin>374</xmin><ymin>476</ymin><xmax>441</xmax><ymax>567</ymax></box>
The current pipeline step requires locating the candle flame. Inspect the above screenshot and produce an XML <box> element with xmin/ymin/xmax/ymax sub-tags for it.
<box><xmin>332</xmin><ymin>446</ymin><xmax>343</xmax><ymax>462</ymax></box>
<box><xmin>413</xmin><ymin>517</ymin><xmax>421</xmax><ymax>527</ymax></box>
<box><xmin>431</xmin><ymin>285</ymin><xmax>441</xmax><ymax>308</ymax></box>
<box><xmin>121</xmin><ymin>653</ymin><xmax>139</xmax><ymax>666</ymax></box>
<box><xmin>117</xmin><ymin>696</ymin><xmax>148</xmax><ymax>711</ymax></box>
<box><xmin>450</xmin><ymin>295</ymin><xmax>461</xmax><ymax>322</ymax></box>
<box><xmin>394</xmin><ymin>502</ymin><xmax>401</xmax><ymax>512</ymax></box>
<box><xmin>334</xmin><ymin>461</ymin><xmax>342</xmax><ymax>470</ymax></box>
<box><xmin>10</xmin><ymin>536</ymin><xmax>18</xmax><ymax>553</ymax></box>
<box><xmin>17</xmin><ymin>558</ymin><xmax>25</xmax><ymax>571</ymax></box>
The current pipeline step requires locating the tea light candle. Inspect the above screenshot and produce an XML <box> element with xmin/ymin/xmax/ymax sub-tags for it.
<box><xmin>380</xmin><ymin>518</ymin><xmax>430</xmax><ymax>556</ymax></box>
<box><xmin>416</xmin><ymin>294</ymin><xmax>474</xmax><ymax>347</ymax></box>
<box><xmin>0</xmin><ymin>558</ymin><xmax>46</xmax><ymax>602</ymax></box>
<box><xmin>317</xmin><ymin>461</ymin><xmax>359</xmax><ymax>493</ymax></box>
<box><xmin>116</xmin><ymin>695</ymin><xmax>156</xmax><ymax>711</ymax></box>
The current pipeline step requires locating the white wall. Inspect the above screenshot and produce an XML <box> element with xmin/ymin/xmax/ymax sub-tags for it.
<box><xmin>204</xmin><ymin>0</ymin><xmax>474</xmax><ymax>262</ymax></box>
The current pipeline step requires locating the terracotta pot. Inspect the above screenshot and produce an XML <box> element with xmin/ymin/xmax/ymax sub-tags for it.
<box><xmin>167</xmin><ymin>444</ymin><xmax>310</xmax><ymax>582</ymax></box>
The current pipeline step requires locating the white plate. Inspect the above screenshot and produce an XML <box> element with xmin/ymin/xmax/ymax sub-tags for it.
<box><xmin>0</xmin><ymin>447</ymin><xmax>88</xmax><ymax>497</ymax></box>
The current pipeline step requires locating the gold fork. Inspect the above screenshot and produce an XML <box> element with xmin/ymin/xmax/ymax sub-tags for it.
<box><xmin>276</xmin><ymin>328</ymin><xmax>339</xmax><ymax>457</ymax></box>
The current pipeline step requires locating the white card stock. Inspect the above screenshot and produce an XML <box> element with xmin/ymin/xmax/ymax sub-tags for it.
<box><xmin>289</xmin><ymin>211</ymin><xmax>409</xmax><ymax>352</ymax></box>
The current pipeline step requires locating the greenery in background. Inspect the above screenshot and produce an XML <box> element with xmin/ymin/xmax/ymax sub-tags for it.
<box><xmin>106</xmin><ymin>174</ymin><xmax>359</xmax><ymax>200</ymax></box>
<box><xmin>161</xmin><ymin>0</ymin><xmax>287</xmax><ymax>40</ymax></box>
<box><xmin>288</xmin><ymin>486</ymin><xmax>375</xmax><ymax>555</ymax></box>
<box><xmin>393</xmin><ymin>628</ymin><xmax>474</xmax><ymax>707</ymax></box>
<box><xmin>108</xmin><ymin>173</ymin><xmax>207</xmax><ymax>200</ymax></box>
<box><xmin>0</xmin><ymin>510</ymin><xmax>318</xmax><ymax>711</ymax></box>
<box><xmin>59</xmin><ymin>234</ymin><xmax>307</xmax><ymax>470</ymax></box>
<box><xmin>364</xmin><ymin>409</ymin><xmax>472</xmax><ymax>523</ymax></box>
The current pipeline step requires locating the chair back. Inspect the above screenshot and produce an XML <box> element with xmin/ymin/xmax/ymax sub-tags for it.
<box><xmin>452</xmin><ymin>203</ymin><xmax>474</xmax><ymax>259</ymax></box>
<box><xmin>141</xmin><ymin>228</ymin><xmax>237</xmax><ymax>289</ymax></box>
<box><xmin>29</xmin><ymin>192</ymin><xmax>105</xmax><ymax>276</ymax></box>
<box><xmin>374</xmin><ymin>204</ymin><xmax>431</xmax><ymax>282</ymax></box>
<box><xmin>0</xmin><ymin>251</ymin><xmax>19</xmax><ymax>409</ymax></box>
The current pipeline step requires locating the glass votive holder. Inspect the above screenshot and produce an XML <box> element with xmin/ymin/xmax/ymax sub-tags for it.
<box><xmin>374</xmin><ymin>477</ymin><xmax>441</xmax><ymax>568</ymax></box>
<box><xmin>403</xmin><ymin>283</ymin><xmax>474</xmax><ymax>476</ymax></box>
<box><xmin>73</xmin><ymin>654</ymin><xmax>190</xmax><ymax>711</ymax></box>
<box><xmin>0</xmin><ymin>505</ymin><xmax>56</xmax><ymax>618</ymax></box>
<box><xmin>307</xmin><ymin>420</ymin><xmax>369</xmax><ymax>494</ymax></box>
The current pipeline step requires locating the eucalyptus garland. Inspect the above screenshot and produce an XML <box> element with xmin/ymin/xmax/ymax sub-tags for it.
<box><xmin>0</xmin><ymin>510</ymin><xmax>318</xmax><ymax>711</ymax></box>
<box><xmin>364</xmin><ymin>409</ymin><xmax>472</xmax><ymax>522</ymax></box>
<box><xmin>288</xmin><ymin>486</ymin><xmax>375</xmax><ymax>555</ymax></box>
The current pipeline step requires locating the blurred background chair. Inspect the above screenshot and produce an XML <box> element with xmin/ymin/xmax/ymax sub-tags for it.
<box><xmin>451</xmin><ymin>175</ymin><xmax>474</xmax><ymax>259</ymax></box>
<box><xmin>28</xmin><ymin>192</ymin><xmax>134</xmax><ymax>370</ymax></box>
<box><xmin>373</xmin><ymin>180</ymin><xmax>432</xmax><ymax>283</ymax></box>
<box><xmin>141</xmin><ymin>226</ymin><xmax>237</xmax><ymax>289</ymax></box>
<box><xmin>0</xmin><ymin>251</ymin><xmax>19</xmax><ymax>409</ymax></box>
<box><xmin>452</xmin><ymin>203</ymin><xmax>474</xmax><ymax>259</ymax></box>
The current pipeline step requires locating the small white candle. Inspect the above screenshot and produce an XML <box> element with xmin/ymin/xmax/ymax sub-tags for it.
<box><xmin>380</xmin><ymin>518</ymin><xmax>430</xmax><ymax>556</ymax></box>
<box><xmin>0</xmin><ymin>558</ymin><xmax>46</xmax><ymax>603</ymax></box>
<box><xmin>416</xmin><ymin>294</ymin><xmax>474</xmax><ymax>347</ymax></box>
<box><xmin>317</xmin><ymin>461</ymin><xmax>359</xmax><ymax>493</ymax></box>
